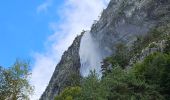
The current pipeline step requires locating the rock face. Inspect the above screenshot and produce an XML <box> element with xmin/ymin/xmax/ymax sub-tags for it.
<box><xmin>90</xmin><ymin>0</ymin><xmax>170</xmax><ymax>55</ymax></box>
<box><xmin>40</xmin><ymin>34</ymin><xmax>83</xmax><ymax>100</ymax></box>
<box><xmin>40</xmin><ymin>0</ymin><xmax>170</xmax><ymax>99</ymax></box>
<box><xmin>129</xmin><ymin>40</ymin><xmax>167</xmax><ymax>67</ymax></box>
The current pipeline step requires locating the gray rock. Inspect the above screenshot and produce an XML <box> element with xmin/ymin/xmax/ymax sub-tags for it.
<box><xmin>90</xmin><ymin>0</ymin><xmax>170</xmax><ymax>56</ymax></box>
<box><xmin>128</xmin><ymin>40</ymin><xmax>166</xmax><ymax>67</ymax></box>
<box><xmin>40</xmin><ymin>34</ymin><xmax>83</xmax><ymax>100</ymax></box>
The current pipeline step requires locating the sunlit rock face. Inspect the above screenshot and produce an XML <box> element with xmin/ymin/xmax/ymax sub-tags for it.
<box><xmin>40</xmin><ymin>0</ymin><xmax>170</xmax><ymax>99</ymax></box>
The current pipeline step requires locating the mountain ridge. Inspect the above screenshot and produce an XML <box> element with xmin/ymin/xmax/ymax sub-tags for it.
<box><xmin>40</xmin><ymin>0</ymin><xmax>170</xmax><ymax>99</ymax></box>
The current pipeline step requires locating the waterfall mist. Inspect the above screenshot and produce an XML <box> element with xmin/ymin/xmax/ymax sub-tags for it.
<box><xmin>79</xmin><ymin>31</ymin><xmax>103</xmax><ymax>77</ymax></box>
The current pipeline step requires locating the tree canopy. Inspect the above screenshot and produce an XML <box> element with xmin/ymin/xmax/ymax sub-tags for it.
<box><xmin>0</xmin><ymin>60</ymin><xmax>34</xmax><ymax>100</ymax></box>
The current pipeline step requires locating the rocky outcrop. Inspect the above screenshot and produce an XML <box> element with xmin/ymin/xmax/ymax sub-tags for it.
<box><xmin>40</xmin><ymin>34</ymin><xmax>83</xmax><ymax>100</ymax></box>
<box><xmin>90</xmin><ymin>0</ymin><xmax>170</xmax><ymax>56</ymax></box>
<box><xmin>129</xmin><ymin>40</ymin><xmax>166</xmax><ymax>67</ymax></box>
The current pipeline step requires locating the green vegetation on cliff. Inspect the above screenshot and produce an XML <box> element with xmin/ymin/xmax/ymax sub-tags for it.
<box><xmin>55</xmin><ymin>52</ymin><xmax>170</xmax><ymax>100</ymax></box>
<box><xmin>55</xmin><ymin>27</ymin><xmax>170</xmax><ymax>100</ymax></box>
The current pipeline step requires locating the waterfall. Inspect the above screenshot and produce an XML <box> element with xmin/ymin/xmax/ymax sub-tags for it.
<box><xmin>79</xmin><ymin>31</ymin><xmax>103</xmax><ymax>77</ymax></box>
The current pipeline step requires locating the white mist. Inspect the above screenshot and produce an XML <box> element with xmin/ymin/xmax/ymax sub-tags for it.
<box><xmin>79</xmin><ymin>31</ymin><xmax>103</xmax><ymax>77</ymax></box>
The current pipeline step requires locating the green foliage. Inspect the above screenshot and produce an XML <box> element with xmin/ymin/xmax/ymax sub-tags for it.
<box><xmin>55</xmin><ymin>27</ymin><xmax>170</xmax><ymax>100</ymax></box>
<box><xmin>55</xmin><ymin>86</ymin><xmax>81</xmax><ymax>100</ymax></box>
<box><xmin>102</xmin><ymin>28</ymin><xmax>164</xmax><ymax>76</ymax></box>
<box><xmin>79</xmin><ymin>71</ymin><xmax>104</xmax><ymax>100</ymax></box>
<box><xmin>101</xmin><ymin>43</ymin><xmax>130</xmax><ymax>76</ymax></box>
<box><xmin>101</xmin><ymin>56</ymin><xmax>116</xmax><ymax>77</ymax></box>
<box><xmin>114</xmin><ymin>43</ymin><xmax>130</xmax><ymax>67</ymax></box>
<box><xmin>164</xmin><ymin>35</ymin><xmax>170</xmax><ymax>54</ymax></box>
<box><xmin>55</xmin><ymin>71</ymin><xmax>105</xmax><ymax>100</ymax></box>
<box><xmin>101</xmin><ymin>66</ymin><xmax>163</xmax><ymax>100</ymax></box>
<box><xmin>68</xmin><ymin>73</ymin><xmax>81</xmax><ymax>87</ymax></box>
<box><xmin>0</xmin><ymin>60</ymin><xmax>34</xmax><ymax>100</ymax></box>
<box><xmin>56</xmin><ymin>52</ymin><xmax>170</xmax><ymax>100</ymax></box>
<box><xmin>131</xmin><ymin>36</ymin><xmax>143</xmax><ymax>55</ymax></box>
<box><xmin>0</xmin><ymin>66</ymin><xmax>10</xmax><ymax>100</ymax></box>
<box><xmin>149</xmin><ymin>43</ymin><xmax>158</xmax><ymax>48</ymax></box>
<box><xmin>132</xmin><ymin>52</ymin><xmax>170</xmax><ymax>99</ymax></box>
<box><xmin>131</xmin><ymin>28</ymin><xmax>163</xmax><ymax>56</ymax></box>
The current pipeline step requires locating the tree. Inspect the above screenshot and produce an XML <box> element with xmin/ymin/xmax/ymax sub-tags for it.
<box><xmin>55</xmin><ymin>86</ymin><xmax>82</xmax><ymax>100</ymax></box>
<box><xmin>55</xmin><ymin>71</ymin><xmax>104</xmax><ymax>100</ymax></box>
<box><xmin>0</xmin><ymin>60</ymin><xmax>34</xmax><ymax>100</ymax></box>
<box><xmin>101</xmin><ymin>66</ymin><xmax>163</xmax><ymax>100</ymax></box>
<box><xmin>131</xmin><ymin>36</ymin><xmax>143</xmax><ymax>55</ymax></box>
<box><xmin>132</xmin><ymin>52</ymin><xmax>170</xmax><ymax>99</ymax></box>
<box><xmin>164</xmin><ymin>35</ymin><xmax>170</xmax><ymax>54</ymax></box>
<box><xmin>114</xmin><ymin>43</ymin><xmax>129</xmax><ymax>68</ymax></box>
<box><xmin>0</xmin><ymin>66</ymin><xmax>10</xmax><ymax>100</ymax></box>
<box><xmin>80</xmin><ymin>70</ymin><xmax>103</xmax><ymax>100</ymax></box>
<box><xmin>101</xmin><ymin>43</ymin><xmax>129</xmax><ymax>76</ymax></box>
<box><xmin>55</xmin><ymin>51</ymin><xmax>170</xmax><ymax>100</ymax></box>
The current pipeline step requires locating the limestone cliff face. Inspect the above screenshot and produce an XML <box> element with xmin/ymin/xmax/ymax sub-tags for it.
<box><xmin>40</xmin><ymin>0</ymin><xmax>170</xmax><ymax>99</ymax></box>
<box><xmin>91</xmin><ymin>0</ymin><xmax>170</xmax><ymax>56</ymax></box>
<box><xmin>40</xmin><ymin>34</ymin><xmax>83</xmax><ymax>100</ymax></box>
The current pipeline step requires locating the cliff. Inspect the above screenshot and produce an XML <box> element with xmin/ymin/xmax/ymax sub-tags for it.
<box><xmin>40</xmin><ymin>34</ymin><xmax>83</xmax><ymax>100</ymax></box>
<box><xmin>91</xmin><ymin>0</ymin><xmax>170</xmax><ymax>55</ymax></box>
<box><xmin>40</xmin><ymin>0</ymin><xmax>170</xmax><ymax>99</ymax></box>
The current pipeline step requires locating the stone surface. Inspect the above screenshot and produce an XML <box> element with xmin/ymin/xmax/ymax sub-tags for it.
<box><xmin>129</xmin><ymin>40</ymin><xmax>166</xmax><ymax>67</ymax></box>
<box><xmin>90</xmin><ymin>0</ymin><xmax>170</xmax><ymax>56</ymax></box>
<box><xmin>40</xmin><ymin>34</ymin><xmax>83</xmax><ymax>100</ymax></box>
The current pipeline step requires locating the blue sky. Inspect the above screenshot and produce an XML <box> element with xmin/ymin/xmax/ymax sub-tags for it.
<box><xmin>0</xmin><ymin>0</ymin><xmax>63</xmax><ymax>67</ymax></box>
<box><xmin>0</xmin><ymin>0</ymin><xmax>109</xmax><ymax>99</ymax></box>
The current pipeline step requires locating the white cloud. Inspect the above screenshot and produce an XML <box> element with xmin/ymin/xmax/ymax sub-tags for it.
<box><xmin>31</xmin><ymin>0</ymin><xmax>110</xmax><ymax>100</ymax></box>
<box><xmin>37</xmin><ymin>0</ymin><xmax>52</xmax><ymax>13</ymax></box>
